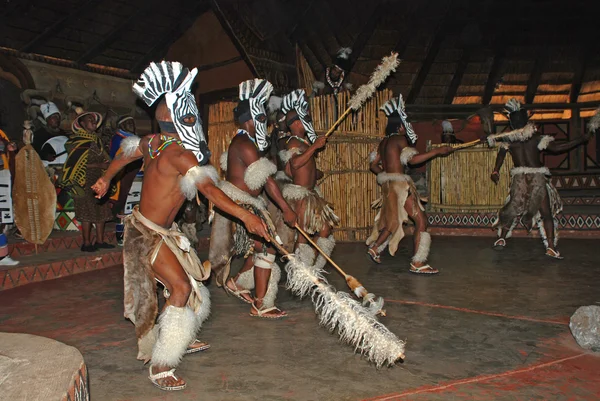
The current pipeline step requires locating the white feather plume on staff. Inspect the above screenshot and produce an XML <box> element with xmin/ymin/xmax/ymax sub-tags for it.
<box><xmin>284</xmin><ymin>253</ymin><xmax>405</xmax><ymax>367</ymax></box>
<box><xmin>487</xmin><ymin>122</ymin><xmax>537</xmax><ymax>147</ymax></box>
<box><xmin>588</xmin><ymin>106</ymin><xmax>600</xmax><ymax>133</ymax></box>
<box><xmin>325</xmin><ymin>53</ymin><xmax>401</xmax><ymax>137</ymax></box>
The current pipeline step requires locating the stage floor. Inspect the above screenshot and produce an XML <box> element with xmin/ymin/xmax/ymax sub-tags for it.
<box><xmin>1</xmin><ymin>236</ymin><xmax>599</xmax><ymax>400</ymax></box>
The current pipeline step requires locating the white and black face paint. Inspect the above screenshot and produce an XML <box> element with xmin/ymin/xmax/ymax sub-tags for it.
<box><xmin>239</xmin><ymin>79</ymin><xmax>274</xmax><ymax>151</ymax></box>
<box><xmin>282</xmin><ymin>89</ymin><xmax>316</xmax><ymax>143</ymax></box>
<box><xmin>380</xmin><ymin>94</ymin><xmax>417</xmax><ymax>144</ymax></box>
<box><xmin>165</xmin><ymin>89</ymin><xmax>209</xmax><ymax>164</ymax></box>
<box><xmin>133</xmin><ymin>61</ymin><xmax>210</xmax><ymax>164</ymax></box>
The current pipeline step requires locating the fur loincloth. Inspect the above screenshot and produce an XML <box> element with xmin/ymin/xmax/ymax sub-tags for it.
<box><xmin>123</xmin><ymin>207</ymin><xmax>210</xmax><ymax>363</ymax></box>
<box><xmin>209</xmin><ymin>181</ymin><xmax>268</xmax><ymax>286</ymax></box>
<box><xmin>282</xmin><ymin>183</ymin><xmax>340</xmax><ymax>234</ymax></box>
<box><xmin>493</xmin><ymin>167</ymin><xmax>563</xmax><ymax>246</ymax></box>
<box><xmin>366</xmin><ymin>173</ymin><xmax>424</xmax><ymax>256</ymax></box>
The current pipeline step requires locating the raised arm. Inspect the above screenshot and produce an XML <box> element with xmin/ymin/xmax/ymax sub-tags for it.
<box><xmin>289</xmin><ymin>136</ymin><xmax>327</xmax><ymax>170</ymax></box>
<box><xmin>173</xmin><ymin>151</ymin><xmax>269</xmax><ymax>241</ymax></box>
<box><xmin>92</xmin><ymin>137</ymin><xmax>143</xmax><ymax>198</ymax></box>
<box><xmin>543</xmin><ymin>133</ymin><xmax>592</xmax><ymax>154</ymax></box>
<box><xmin>490</xmin><ymin>144</ymin><xmax>508</xmax><ymax>184</ymax></box>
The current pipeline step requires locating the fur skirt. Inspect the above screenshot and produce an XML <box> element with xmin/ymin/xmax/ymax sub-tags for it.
<box><xmin>282</xmin><ymin>184</ymin><xmax>340</xmax><ymax>235</ymax></box>
<box><xmin>366</xmin><ymin>173</ymin><xmax>423</xmax><ymax>256</ymax></box>
<box><xmin>123</xmin><ymin>207</ymin><xmax>209</xmax><ymax>363</ymax></box>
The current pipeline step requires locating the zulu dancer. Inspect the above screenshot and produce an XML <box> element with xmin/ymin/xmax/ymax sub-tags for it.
<box><xmin>491</xmin><ymin>98</ymin><xmax>592</xmax><ymax>259</ymax></box>
<box><xmin>277</xmin><ymin>89</ymin><xmax>340</xmax><ymax>268</ymax></box>
<box><xmin>366</xmin><ymin>94</ymin><xmax>454</xmax><ymax>273</ymax></box>
<box><xmin>209</xmin><ymin>79</ymin><xmax>297</xmax><ymax>319</ymax></box>
<box><xmin>93</xmin><ymin>62</ymin><xmax>268</xmax><ymax>391</ymax></box>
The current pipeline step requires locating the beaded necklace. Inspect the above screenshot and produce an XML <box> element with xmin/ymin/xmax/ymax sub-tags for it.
<box><xmin>237</xmin><ymin>129</ymin><xmax>258</xmax><ymax>148</ymax></box>
<box><xmin>148</xmin><ymin>134</ymin><xmax>182</xmax><ymax>159</ymax></box>
<box><xmin>326</xmin><ymin>67</ymin><xmax>345</xmax><ymax>94</ymax></box>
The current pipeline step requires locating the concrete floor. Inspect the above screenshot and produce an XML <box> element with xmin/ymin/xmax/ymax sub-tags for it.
<box><xmin>1</xmin><ymin>236</ymin><xmax>599</xmax><ymax>400</ymax></box>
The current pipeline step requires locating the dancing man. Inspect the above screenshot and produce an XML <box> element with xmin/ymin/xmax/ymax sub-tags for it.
<box><xmin>366</xmin><ymin>94</ymin><xmax>453</xmax><ymax>273</ymax></box>
<box><xmin>209</xmin><ymin>79</ymin><xmax>297</xmax><ymax>319</ymax></box>
<box><xmin>491</xmin><ymin>98</ymin><xmax>593</xmax><ymax>259</ymax></box>
<box><xmin>92</xmin><ymin>62</ymin><xmax>269</xmax><ymax>391</ymax></box>
<box><xmin>277</xmin><ymin>89</ymin><xmax>340</xmax><ymax>268</ymax></box>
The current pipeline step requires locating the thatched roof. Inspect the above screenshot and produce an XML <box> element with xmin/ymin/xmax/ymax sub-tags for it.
<box><xmin>1</xmin><ymin>0</ymin><xmax>599</xmax><ymax>107</ymax></box>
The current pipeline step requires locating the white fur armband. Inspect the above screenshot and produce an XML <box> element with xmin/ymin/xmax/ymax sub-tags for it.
<box><xmin>220</xmin><ymin>151</ymin><xmax>228</xmax><ymax>172</ymax></box>
<box><xmin>121</xmin><ymin>136</ymin><xmax>141</xmax><ymax>158</ymax></box>
<box><xmin>499</xmin><ymin>142</ymin><xmax>510</xmax><ymax>151</ymax></box>
<box><xmin>537</xmin><ymin>135</ymin><xmax>555</xmax><ymax>151</ymax></box>
<box><xmin>400</xmin><ymin>147</ymin><xmax>419</xmax><ymax>166</ymax></box>
<box><xmin>369</xmin><ymin>150</ymin><xmax>378</xmax><ymax>163</ymax></box>
<box><xmin>180</xmin><ymin>165</ymin><xmax>220</xmax><ymax>200</ymax></box>
<box><xmin>278</xmin><ymin>148</ymin><xmax>302</xmax><ymax>164</ymax></box>
<box><xmin>244</xmin><ymin>158</ymin><xmax>277</xmax><ymax>191</ymax></box>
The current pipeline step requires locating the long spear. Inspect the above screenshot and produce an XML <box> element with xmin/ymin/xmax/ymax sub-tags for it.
<box><xmin>255</xmin><ymin>209</ymin><xmax>405</xmax><ymax>366</ymax></box>
<box><xmin>295</xmin><ymin>224</ymin><xmax>385</xmax><ymax>316</ymax></box>
<box><xmin>325</xmin><ymin>52</ymin><xmax>401</xmax><ymax>137</ymax></box>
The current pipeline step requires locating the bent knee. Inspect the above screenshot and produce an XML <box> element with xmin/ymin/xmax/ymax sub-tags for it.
<box><xmin>170</xmin><ymin>279</ymin><xmax>192</xmax><ymax>302</ymax></box>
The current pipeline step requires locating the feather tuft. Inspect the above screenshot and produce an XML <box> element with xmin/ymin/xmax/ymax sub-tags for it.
<box><xmin>588</xmin><ymin>106</ymin><xmax>600</xmax><ymax>133</ymax></box>
<box><xmin>348</xmin><ymin>53</ymin><xmax>400</xmax><ymax>110</ymax></box>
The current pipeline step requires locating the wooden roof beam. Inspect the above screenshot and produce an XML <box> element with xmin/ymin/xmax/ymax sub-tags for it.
<box><xmin>130</xmin><ymin>1</ymin><xmax>210</xmax><ymax>73</ymax></box>
<box><xmin>345</xmin><ymin>3</ymin><xmax>382</xmax><ymax>74</ymax></box>
<box><xmin>406</xmin><ymin>21</ymin><xmax>446</xmax><ymax>104</ymax></box>
<box><xmin>444</xmin><ymin>48</ymin><xmax>471</xmax><ymax>104</ymax></box>
<box><xmin>77</xmin><ymin>0</ymin><xmax>161</xmax><ymax>65</ymax></box>
<box><xmin>208</xmin><ymin>0</ymin><xmax>258</xmax><ymax>77</ymax></box>
<box><xmin>524</xmin><ymin>57</ymin><xmax>545</xmax><ymax>104</ymax></box>
<box><xmin>482</xmin><ymin>47</ymin><xmax>506</xmax><ymax>105</ymax></box>
<box><xmin>20</xmin><ymin>0</ymin><xmax>99</xmax><ymax>53</ymax></box>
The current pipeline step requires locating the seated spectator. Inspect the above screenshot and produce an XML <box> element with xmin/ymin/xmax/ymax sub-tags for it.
<box><xmin>59</xmin><ymin>111</ymin><xmax>114</xmax><ymax>252</ymax></box>
<box><xmin>32</xmin><ymin>102</ymin><xmax>66</xmax><ymax>162</ymax></box>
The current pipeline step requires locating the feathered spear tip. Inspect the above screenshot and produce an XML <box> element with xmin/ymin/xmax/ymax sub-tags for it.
<box><xmin>284</xmin><ymin>254</ymin><xmax>405</xmax><ymax>367</ymax></box>
<box><xmin>348</xmin><ymin>53</ymin><xmax>400</xmax><ymax>110</ymax></box>
<box><xmin>487</xmin><ymin>122</ymin><xmax>536</xmax><ymax>147</ymax></box>
<box><xmin>588</xmin><ymin>106</ymin><xmax>600</xmax><ymax>133</ymax></box>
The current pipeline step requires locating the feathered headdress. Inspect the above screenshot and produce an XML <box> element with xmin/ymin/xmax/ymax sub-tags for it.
<box><xmin>380</xmin><ymin>94</ymin><xmax>417</xmax><ymax>144</ymax></box>
<box><xmin>588</xmin><ymin>106</ymin><xmax>600</xmax><ymax>134</ymax></box>
<box><xmin>280</xmin><ymin>89</ymin><xmax>317</xmax><ymax>143</ymax></box>
<box><xmin>504</xmin><ymin>98</ymin><xmax>529</xmax><ymax>130</ymax></box>
<box><xmin>442</xmin><ymin>120</ymin><xmax>454</xmax><ymax>135</ymax></box>
<box><xmin>333</xmin><ymin>47</ymin><xmax>352</xmax><ymax>71</ymax></box>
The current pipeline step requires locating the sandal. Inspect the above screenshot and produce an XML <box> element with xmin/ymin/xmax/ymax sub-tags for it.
<box><xmin>367</xmin><ymin>247</ymin><xmax>381</xmax><ymax>264</ymax></box>
<box><xmin>250</xmin><ymin>302</ymin><xmax>287</xmax><ymax>319</ymax></box>
<box><xmin>148</xmin><ymin>365</ymin><xmax>186</xmax><ymax>391</ymax></box>
<box><xmin>224</xmin><ymin>278</ymin><xmax>253</xmax><ymax>304</ymax></box>
<box><xmin>409</xmin><ymin>263</ymin><xmax>439</xmax><ymax>274</ymax></box>
<box><xmin>492</xmin><ymin>238</ymin><xmax>506</xmax><ymax>249</ymax></box>
<box><xmin>186</xmin><ymin>339</ymin><xmax>211</xmax><ymax>354</ymax></box>
<box><xmin>545</xmin><ymin>248</ymin><xmax>564</xmax><ymax>260</ymax></box>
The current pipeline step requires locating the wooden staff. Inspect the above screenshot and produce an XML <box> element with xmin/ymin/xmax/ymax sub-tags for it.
<box><xmin>453</xmin><ymin>139</ymin><xmax>483</xmax><ymax>150</ymax></box>
<box><xmin>294</xmin><ymin>224</ymin><xmax>386</xmax><ymax>316</ymax></box>
<box><xmin>324</xmin><ymin>53</ymin><xmax>400</xmax><ymax>138</ymax></box>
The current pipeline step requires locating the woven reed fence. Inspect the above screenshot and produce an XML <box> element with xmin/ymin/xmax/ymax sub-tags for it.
<box><xmin>427</xmin><ymin>143</ymin><xmax>514</xmax><ymax>212</ymax></box>
<box><xmin>207</xmin><ymin>89</ymin><xmax>395</xmax><ymax>242</ymax></box>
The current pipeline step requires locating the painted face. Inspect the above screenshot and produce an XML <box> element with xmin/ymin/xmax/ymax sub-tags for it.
<box><xmin>239</xmin><ymin>79</ymin><xmax>273</xmax><ymax>151</ymax></box>
<box><xmin>133</xmin><ymin>61</ymin><xmax>210</xmax><ymax>164</ymax></box>
<box><xmin>281</xmin><ymin>89</ymin><xmax>316</xmax><ymax>143</ymax></box>
<box><xmin>165</xmin><ymin>87</ymin><xmax>209</xmax><ymax>164</ymax></box>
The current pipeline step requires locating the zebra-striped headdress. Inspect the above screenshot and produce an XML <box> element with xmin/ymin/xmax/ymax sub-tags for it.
<box><xmin>133</xmin><ymin>61</ymin><xmax>209</xmax><ymax>164</ymax></box>
<box><xmin>238</xmin><ymin>79</ymin><xmax>273</xmax><ymax>151</ymax></box>
<box><xmin>380</xmin><ymin>94</ymin><xmax>417</xmax><ymax>144</ymax></box>
<box><xmin>280</xmin><ymin>89</ymin><xmax>316</xmax><ymax>143</ymax></box>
